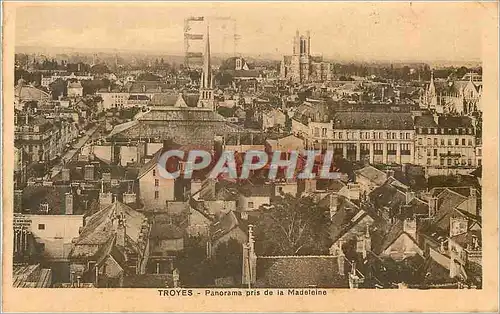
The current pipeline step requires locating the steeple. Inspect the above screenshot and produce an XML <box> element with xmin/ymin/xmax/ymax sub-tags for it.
<box><xmin>197</xmin><ymin>24</ymin><xmax>215</xmax><ymax>110</ymax></box>
<box><xmin>429</xmin><ymin>70</ymin><xmax>436</xmax><ymax>95</ymax></box>
<box><xmin>201</xmin><ymin>24</ymin><xmax>212</xmax><ymax>89</ymax></box>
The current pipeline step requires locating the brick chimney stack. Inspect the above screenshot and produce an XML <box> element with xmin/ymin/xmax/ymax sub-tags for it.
<box><xmin>65</xmin><ymin>192</ymin><xmax>74</xmax><ymax>215</ymax></box>
<box><xmin>116</xmin><ymin>212</ymin><xmax>126</xmax><ymax>247</ymax></box>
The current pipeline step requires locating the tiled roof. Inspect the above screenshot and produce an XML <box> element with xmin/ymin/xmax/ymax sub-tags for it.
<box><xmin>227</xmin><ymin>69</ymin><xmax>261</xmax><ymax>78</ymax></box>
<box><xmin>137</xmin><ymin>142</ymin><xmax>181</xmax><ymax>179</ymax></box>
<box><xmin>70</xmin><ymin>202</ymin><xmax>145</xmax><ymax>258</ymax></box>
<box><xmin>210</xmin><ymin>211</ymin><xmax>242</xmax><ymax>241</ymax></box>
<box><xmin>68</xmin><ymin>81</ymin><xmax>83</xmax><ymax>88</ymax></box>
<box><xmin>137</xmin><ymin>108</ymin><xmax>227</xmax><ymax>122</ymax></box>
<box><xmin>15</xmin><ymin>85</ymin><xmax>51</xmax><ymax>102</ymax></box>
<box><xmin>128</xmin><ymin>94</ymin><xmax>150</xmax><ymax>101</ymax></box>
<box><xmin>150</xmin><ymin>93</ymin><xmax>180</xmax><ymax>106</ymax></box>
<box><xmin>450</xmin><ymin>229</ymin><xmax>481</xmax><ymax>249</ymax></box>
<box><xmin>292</xmin><ymin>101</ymin><xmax>332</xmax><ymax>124</ymax></box>
<box><xmin>150</xmin><ymin>222</ymin><xmax>184</xmax><ymax>239</ymax></box>
<box><xmin>371</xmin><ymin>220</ymin><xmax>419</xmax><ymax>255</ymax></box>
<box><xmin>414</xmin><ymin>115</ymin><xmax>438</xmax><ymax>128</ymax></box>
<box><xmin>438</xmin><ymin>116</ymin><xmax>473</xmax><ymax>128</ymax></box>
<box><xmin>369</xmin><ymin>181</ymin><xmax>407</xmax><ymax>215</ymax></box>
<box><xmin>332</xmin><ymin>112</ymin><xmax>414</xmax><ymax>130</ymax></box>
<box><xmin>255</xmin><ymin>255</ymin><xmax>348</xmax><ymax>288</ymax></box>
<box><xmin>125</xmin><ymin>81</ymin><xmax>173</xmax><ymax>93</ymax></box>
<box><xmin>238</xmin><ymin>184</ymin><xmax>272</xmax><ymax>197</ymax></box>
<box><xmin>432</xmin><ymin>189</ymin><xmax>468</xmax><ymax>230</ymax></box>
<box><xmin>122</xmin><ymin>274</ymin><xmax>173</xmax><ymax>288</ymax></box>
<box><xmin>13</xmin><ymin>264</ymin><xmax>52</xmax><ymax>288</ymax></box>
<box><xmin>321</xmin><ymin>195</ymin><xmax>363</xmax><ymax>243</ymax></box>
<box><xmin>355</xmin><ymin>166</ymin><xmax>387</xmax><ymax>186</ymax></box>
<box><xmin>108</xmin><ymin>120</ymin><xmax>140</xmax><ymax>138</ymax></box>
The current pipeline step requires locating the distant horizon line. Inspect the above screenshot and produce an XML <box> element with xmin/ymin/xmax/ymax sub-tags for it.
<box><xmin>15</xmin><ymin>45</ymin><xmax>482</xmax><ymax>66</ymax></box>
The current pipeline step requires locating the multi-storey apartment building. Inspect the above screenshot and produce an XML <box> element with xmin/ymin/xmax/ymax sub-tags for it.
<box><xmin>413</xmin><ymin>114</ymin><xmax>477</xmax><ymax>168</ymax></box>
<box><xmin>96</xmin><ymin>87</ymin><xmax>130</xmax><ymax>110</ymax></box>
<box><xmin>304</xmin><ymin>112</ymin><xmax>415</xmax><ymax>164</ymax></box>
<box><xmin>14</xmin><ymin>112</ymin><xmax>78</xmax><ymax>163</ymax></box>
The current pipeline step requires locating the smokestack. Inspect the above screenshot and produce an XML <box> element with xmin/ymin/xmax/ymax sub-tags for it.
<box><xmin>62</xmin><ymin>168</ymin><xmax>70</xmax><ymax>182</ymax></box>
<box><xmin>428</xmin><ymin>197</ymin><xmax>438</xmax><ymax>217</ymax></box>
<box><xmin>116</xmin><ymin>213</ymin><xmax>126</xmax><ymax>247</ymax></box>
<box><xmin>84</xmin><ymin>165</ymin><xmax>95</xmax><ymax>181</ymax></box>
<box><xmin>433</xmin><ymin>114</ymin><xmax>439</xmax><ymax>125</ymax></box>
<box><xmin>65</xmin><ymin>192</ymin><xmax>74</xmax><ymax>215</ymax></box>
<box><xmin>329</xmin><ymin>193</ymin><xmax>339</xmax><ymax>220</ymax></box>
<box><xmin>405</xmin><ymin>191</ymin><xmax>415</xmax><ymax>205</ymax></box>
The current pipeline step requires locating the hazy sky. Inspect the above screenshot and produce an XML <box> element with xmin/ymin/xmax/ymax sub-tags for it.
<box><xmin>15</xmin><ymin>2</ymin><xmax>486</xmax><ymax>61</ymax></box>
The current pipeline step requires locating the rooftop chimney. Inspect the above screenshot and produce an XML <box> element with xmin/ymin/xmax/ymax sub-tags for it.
<box><xmin>428</xmin><ymin>197</ymin><xmax>438</xmax><ymax>217</ymax></box>
<box><xmin>472</xmin><ymin>235</ymin><xmax>479</xmax><ymax>250</ymax></box>
<box><xmin>84</xmin><ymin>164</ymin><xmax>95</xmax><ymax>181</ymax></box>
<box><xmin>469</xmin><ymin>187</ymin><xmax>478</xmax><ymax>216</ymax></box>
<box><xmin>65</xmin><ymin>192</ymin><xmax>74</xmax><ymax>215</ymax></box>
<box><xmin>62</xmin><ymin>168</ymin><xmax>70</xmax><ymax>182</ymax></box>
<box><xmin>403</xmin><ymin>218</ymin><xmax>417</xmax><ymax>240</ymax></box>
<box><xmin>123</xmin><ymin>192</ymin><xmax>136</xmax><ymax>205</ymax></box>
<box><xmin>433</xmin><ymin>114</ymin><xmax>439</xmax><ymax>125</ymax></box>
<box><xmin>116</xmin><ymin>213</ymin><xmax>126</xmax><ymax>247</ymax></box>
<box><xmin>329</xmin><ymin>193</ymin><xmax>339</xmax><ymax>220</ymax></box>
<box><xmin>242</xmin><ymin>224</ymin><xmax>257</xmax><ymax>287</ymax></box>
<box><xmin>99</xmin><ymin>192</ymin><xmax>113</xmax><ymax>206</ymax></box>
<box><xmin>405</xmin><ymin>191</ymin><xmax>415</xmax><ymax>204</ymax></box>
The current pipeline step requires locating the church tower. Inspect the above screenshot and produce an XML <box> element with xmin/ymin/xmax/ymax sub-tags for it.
<box><xmin>197</xmin><ymin>25</ymin><xmax>215</xmax><ymax>111</ymax></box>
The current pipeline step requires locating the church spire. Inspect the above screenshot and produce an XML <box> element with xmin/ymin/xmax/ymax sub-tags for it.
<box><xmin>197</xmin><ymin>23</ymin><xmax>215</xmax><ymax>110</ymax></box>
<box><xmin>202</xmin><ymin>24</ymin><xmax>212</xmax><ymax>89</ymax></box>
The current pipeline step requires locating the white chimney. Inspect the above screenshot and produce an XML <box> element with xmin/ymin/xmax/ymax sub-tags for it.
<box><xmin>386</xmin><ymin>169</ymin><xmax>395</xmax><ymax>178</ymax></box>
<box><xmin>405</xmin><ymin>191</ymin><xmax>415</xmax><ymax>204</ymax></box>
<box><xmin>116</xmin><ymin>213</ymin><xmax>126</xmax><ymax>247</ymax></box>
<box><xmin>472</xmin><ymin>235</ymin><xmax>479</xmax><ymax>250</ymax></box>
<box><xmin>403</xmin><ymin>219</ymin><xmax>417</xmax><ymax>240</ymax></box>
<box><xmin>428</xmin><ymin>197</ymin><xmax>438</xmax><ymax>217</ymax></box>
<box><xmin>65</xmin><ymin>192</ymin><xmax>74</xmax><ymax>215</ymax></box>
<box><xmin>433</xmin><ymin>114</ymin><xmax>439</xmax><ymax>125</ymax></box>
<box><xmin>329</xmin><ymin>193</ymin><xmax>339</xmax><ymax>220</ymax></box>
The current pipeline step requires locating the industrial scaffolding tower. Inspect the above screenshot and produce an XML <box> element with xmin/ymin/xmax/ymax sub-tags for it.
<box><xmin>183</xmin><ymin>16</ymin><xmax>240</xmax><ymax>69</ymax></box>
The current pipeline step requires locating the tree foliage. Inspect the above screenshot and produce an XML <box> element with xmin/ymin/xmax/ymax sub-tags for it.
<box><xmin>254</xmin><ymin>194</ymin><xmax>331</xmax><ymax>256</ymax></box>
<box><xmin>175</xmin><ymin>236</ymin><xmax>213</xmax><ymax>287</ymax></box>
<box><xmin>211</xmin><ymin>238</ymin><xmax>242</xmax><ymax>281</ymax></box>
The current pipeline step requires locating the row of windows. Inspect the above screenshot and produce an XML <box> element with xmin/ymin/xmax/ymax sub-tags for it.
<box><xmin>330</xmin><ymin>143</ymin><xmax>412</xmax><ymax>153</ymax></box>
<box><xmin>317</xmin><ymin>130</ymin><xmax>413</xmax><ymax>140</ymax></box>
<box><xmin>424</xmin><ymin>158</ymin><xmax>474</xmax><ymax>166</ymax></box>
<box><xmin>418</xmin><ymin>138</ymin><xmax>474</xmax><ymax>146</ymax></box>
<box><xmin>418</xmin><ymin>127</ymin><xmax>473</xmax><ymax>135</ymax></box>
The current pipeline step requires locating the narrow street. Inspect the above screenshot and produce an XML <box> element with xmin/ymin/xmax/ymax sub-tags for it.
<box><xmin>49</xmin><ymin>123</ymin><xmax>102</xmax><ymax>180</ymax></box>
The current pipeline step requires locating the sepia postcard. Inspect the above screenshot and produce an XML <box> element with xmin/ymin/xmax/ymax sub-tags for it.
<box><xmin>2</xmin><ymin>1</ymin><xmax>499</xmax><ymax>312</ymax></box>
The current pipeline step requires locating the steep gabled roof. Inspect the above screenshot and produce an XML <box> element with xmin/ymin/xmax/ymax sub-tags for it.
<box><xmin>355</xmin><ymin>166</ymin><xmax>387</xmax><ymax>186</ymax></box>
<box><xmin>255</xmin><ymin>255</ymin><xmax>348</xmax><ymax>288</ymax></box>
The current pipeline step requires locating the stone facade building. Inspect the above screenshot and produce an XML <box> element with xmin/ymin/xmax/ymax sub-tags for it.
<box><xmin>421</xmin><ymin>72</ymin><xmax>482</xmax><ymax>115</ymax></box>
<box><xmin>295</xmin><ymin>111</ymin><xmax>415</xmax><ymax>164</ymax></box>
<box><xmin>414</xmin><ymin>114</ymin><xmax>477</xmax><ymax>168</ymax></box>
<box><xmin>280</xmin><ymin>31</ymin><xmax>331</xmax><ymax>83</ymax></box>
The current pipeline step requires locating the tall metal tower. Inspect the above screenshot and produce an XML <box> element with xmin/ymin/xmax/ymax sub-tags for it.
<box><xmin>183</xmin><ymin>16</ymin><xmax>239</xmax><ymax>69</ymax></box>
<box><xmin>184</xmin><ymin>16</ymin><xmax>205</xmax><ymax>69</ymax></box>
